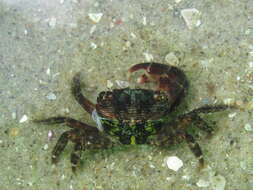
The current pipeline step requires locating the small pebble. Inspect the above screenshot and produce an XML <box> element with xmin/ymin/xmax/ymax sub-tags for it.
<box><xmin>143</xmin><ymin>52</ymin><xmax>154</xmax><ymax>62</ymax></box>
<box><xmin>165</xmin><ymin>156</ymin><xmax>183</xmax><ymax>171</ymax></box>
<box><xmin>9</xmin><ymin>128</ymin><xmax>19</xmax><ymax>137</ymax></box>
<box><xmin>228</xmin><ymin>112</ymin><xmax>237</xmax><ymax>118</ymax></box>
<box><xmin>43</xmin><ymin>144</ymin><xmax>49</xmax><ymax>150</ymax></box>
<box><xmin>210</xmin><ymin>175</ymin><xmax>226</xmax><ymax>190</ymax></box>
<box><xmin>46</xmin><ymin>68</ymin><xmax>50</xmax><ymax>75</ymax></box>
<box><xmin>223</xmin><ymin>98</ymin><xmax>235</xmax><ymax>105</ymax></box>
<box><xmin>19</xmin><ymin>115</ymin><xmax>28</xmax><ymax>123</ymax></box>
<box><xmin>46</xmin><ymin>92</ymin><xmax>57</xmax><ymax>100</ymax></box>
<box><xmin>248</xmin><ymin>62</ymin><xmax>253</xmax><ymax>68</ymax></box>
<box><xmin>90</xmin><ymin>25</ymin><xmax>96</xmax><ymax>34</ymax></box>
<box><xmin>143</xmin><ymin>16</ymin><xmax>147</xmax><ymax>25</ymax></box>
<box><xmin>165</xmin><ymin>52</ymin><xmax>179</xmax><ymax>66</ymax></box>
<box><xmin>107</xmin><ymin>80</ymin><xmax>114</xmax><ymax>88</ymax></box>
<box><xmin>90</xmin><ymin>42</ymin><xmax>97</xmax><ymax>49</ymax></box>
<box><xmin>88</xmin><ymin>13</ymin><xmax>103</xmax><ymax>23</ymax></box>
<box><xmin>48</xmin><ymin>130</ymin><xmax>54</xmax><ymax>141</ymax></box>
<box><xmin>244</xmin><ymin>123</ymin><xmax>253</xmax><ymax>131</ymax></box>
<box><xmin>48</xmin><ymin>17</ymin><xmax>57</xmax><ymax>28</ymax></box>
<box><xmin>196</xmin><ymin>179</ymin><xmax>210</xmax><ymax>187</ymax></box>
<box><xmin>12</xmin><ymin>111</ymin><xmax>17</xmax><ymax>120</ymax></box>
<box><xmin>175</xmin><ymin>0</ymin><xmax>182</xmax><ymax>3</ymax></box>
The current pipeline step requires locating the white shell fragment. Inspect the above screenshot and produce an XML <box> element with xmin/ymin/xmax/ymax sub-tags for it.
<box><xmin>19</xmin><ymin>115</ymin><xmax>28</xmax><ymax>123</ymax></box>
<box><xmin>181</xmin><ymin>8</ymin><xmax>201</xmax><ymax>29</ymax></box>
<box><xmin>165</xmin><ymin>52</ymin><xmax>179</xmax><ymax>66</ymax></box>
<box><xmin>48</xmin><ymin>17</ymin><xmax>57</xmax><ymax>28</ymax></box>
<box><xmin>228</xmin><ymin>112</ymin><xmax>237</xmax><ymax>118</ymax></box>
<box><xmin>143</xmin><ymin>52</ymin><xmax>154</xmax><ymax>62</ymax></box>
<box><xmin>210</xmin><ymin>175</ymin><xmax>226</xmax><ymax>190</ymax></box>
<box><xmin>107</xmin><ymin>80</ymin><xmax>114</xmax><ymax>88</ymax></box>
<box><xmin>165</xmin><ymin>156</ymin><xmax>183</xmax><ymax>171</ymax></box>
<box><xmin>46</xmin><ymin>92</ymin><xmax>57</xmax><ymax>100</ymax></box>
<box><xmin>244</xmin><ymin>123</ymin><xmax>253</xmax><ymax>131</ymax></box>
<box><xmin>248</xmin><ymin>62</ymin><xmax>253</xmax><ymax>68</ymax></box>
<box><xmin>88</xmin><ymin>13</ymin><xmax>103</xmax><ymax>23</ymax></box>
<box><xmin>90</xmin><ymin>42</ymin><xmax>97</xmax><ymax>49</ymax></box>
<box><xmin>196</xmin><ymin>179</ymin><xmax>210</xmax><ymax>187</ymax></box>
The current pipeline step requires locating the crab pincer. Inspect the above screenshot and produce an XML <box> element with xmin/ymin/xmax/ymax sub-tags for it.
<box><xmin>128</xmin><ymin>62</ymin><xmax>189</xmax><ymax>109</ymax></box>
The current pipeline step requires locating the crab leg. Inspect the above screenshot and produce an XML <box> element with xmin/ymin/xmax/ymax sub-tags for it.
<box><xmin>128</xmin><ymin>62</ymin><xmax>188</xmax><ymax>103</ymax></box>
<box><xmin>72</xmin><ymin>72</ymin><xmax>95</xmax><ymax>114</ymax></box>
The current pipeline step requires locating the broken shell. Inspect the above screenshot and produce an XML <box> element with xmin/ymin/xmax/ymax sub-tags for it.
<box><xmin>88</xmin><ymin>13</ymin><xmax>103</xmax><ymax>23</ymax></box>
<box><xmin>181</xmin><ymin>8</ymin><xmax>201</xmax><ymax>29</ymax></box>
<box><xmin>165</xmin><ymin>52</ymin><xmax>179</xmax><ymax>66</ymax></box>
<box><xmin>165</xmin><ymin>156</ymin><xmax>183</xmax><ymax>171</ymax></box>
<box><xmin>19</xmin><ymin>115</ymin><xmax>28</xmax><ymax>123</ymax></box>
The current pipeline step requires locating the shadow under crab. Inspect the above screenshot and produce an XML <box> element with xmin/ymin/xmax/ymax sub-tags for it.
<box><xmin>34</xmin><ymin>62</ymin><xmax>234</xmax><ymax>173</ymax></box>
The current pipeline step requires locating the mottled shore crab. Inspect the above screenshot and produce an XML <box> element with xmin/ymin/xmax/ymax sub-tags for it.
<box><xmin>35</xmin><ymin>62</ymin><xmax>234</xmax><ymax>172</ymax></box>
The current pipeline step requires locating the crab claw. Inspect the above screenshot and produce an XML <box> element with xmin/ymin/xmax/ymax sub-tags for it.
<box><xmin>128</xmin><ymin>62</ymin><xmax>189</xmax><ymax>106</ymax></box>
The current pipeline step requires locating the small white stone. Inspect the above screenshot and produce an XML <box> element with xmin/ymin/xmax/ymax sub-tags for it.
<box><xmin>12</xmin><ymin>111</ymin><xmax>17</xmax><ymax>119</ymax></box>
<box><xmin>107</xmin><ymin>80</ymin><xmax>114</xmax><ymax>88</ymax></box>
<box><xmin>46</xmin><ymin>92</ymin><xmax>57</xmax><ymax>100</ymax></box>
<box><xmin>90</xmin><ymin>25</ymin><xmax>97</xmax><ymax>34</ymax></box>
<box><xmin>46</xmin><ymin>68</ymin><xmax>50</xmax><ymax>75</ymax></box>
<box><xmin>88</xmin><ymin>13</ymin><xmax>103</xmax><ymax>23</ymax></box>
<box><xmin>175</xmin><ymin>0</ymin><xmax>182</xmax><ymax>3</ymax></box>
<box><xmin>181</xmin><ymin>8</ymin><xmax>201</xmax><ymax>29</ymax></box>
<box><xmin>245</xmin><ymin>29</ymin><xmax>251</xmax><ymax>35</ymax></box>
<box><xmin>59</xmin><ymin>0</ymin><xmax>64</xmax><ymax>4</ymax></box>
<box><xmin>48</xmin><ymin>17</ymin><xmax>57</xmax><ymax>28</ymax></box>
<box><xmin>196</xmin><ymin>179</ymin><xmax>210</xmax><ymax>187</ymax></box>
<box><xmin>130</xmin><ymin>32</ymin><xmax>136</xmax><ymax>38</ymax></box>
<box><xmin>90</xmin><ymin>42</ymin><xmax>97</xmax><ymax>49</ymax></box>
<box><xmin>165</xmin><ymin>156</ymin><xmax>183</xmax><ymax>171</ymax></box>
<box><xmin>43</xmin><ymin>144</ymin><xmax>48</xmax><ymax>150</ymax></box>
<box><xmin>19</xmin><ymin>115</ymin><xmax>28</xmax><ymax>123</ymax></box>
<box><xmin>143</xmin><ymin>16</ymin><xmax>147</xmax><ymax>25</ymax></box>
<box><xmin>143</xmin><ymin>52</ymin><xmax>154</xmax><ymax>62</ymax></box>
<box><xmin>165</xmin><ymin>52</ymin><xmax>179</xmax><ymax>66</ymax></box>
<box><xmin>115</xmin><ymin>80</ymin><xmax>129</xmax><ymax>88</ymax></box>
<box><xmin>228</xmin><ymin>112</ymin><xmax>237</xmax><ymax>118</ymax></box>
<box><xmin>248</xmin><ymin>62</ymin><xmax>253</xmax><ymax>68</ymax></box>
<box><xmin>210</xmin><ymin>175</ymin><xmax>226</xmax><ymax>190</ymax></box>
<box><xmin>244</xmin><ymin>123</ymin><xmax>253</xmax><ymax>131</ymax></box>
<box><xmin>223</xmin><ymin>98</ymin><xmax>235</xmax><ymax>105</ymax></box>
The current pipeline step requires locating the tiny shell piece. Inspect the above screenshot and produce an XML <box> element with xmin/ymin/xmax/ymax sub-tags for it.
<box><xmin>46</xmin><ymin>92</ymin><xmax>57</xmax><ymax>100</ymax></box>
<box><xmin>210</xmin><ymin>175</ymin><xmax>226</xmax><ymax>190</ymax></box>
<box><xmin>143</xmin><ymin>52</ymin><xmax>154</xmax><ymax>62</ymax></box>
<box><xmin>181</xmin><ymin>8</ymin><xmax>201</xmax><ymax>29</ymax></box>
<box><xmin>107</xmin><ymin>80</ymin><xmax>114</xmax><ymax>88</ymax></box>
<box><xmin>19</xmin><ymin>115</ymin><xmax>28</xmax><ymax>123</ymax></box>
<box><xmin>48</xmin><ymin>17</ymin><xmax>57</xmax><ymax>28</ymax></box>
<box><xmin>196</xmin><ymin>179</ymin><xmax>210</xmax><ymax>187</ymax></box>
<box><xmin>165</xmin><ymin>156</ymin><xmax>183</xmax><ymax>171</ymax></box>
<box><xmin>244</xmin><ymin>123</ymin><xmax>253</xmax><ymax>131</ymax></box>
<box><xmin>165</xmin><ymin>52</ymin><xmax>179</xmax><ymax>66</ymax></box>
<box><xmin>88</xmin><ymin>13</ymin><xmax>103</xmax><ymax>23</ymax></box>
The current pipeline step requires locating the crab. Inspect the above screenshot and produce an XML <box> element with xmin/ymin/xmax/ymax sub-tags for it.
<box><xmin>34</xmin><ymin>62</ymin><xmax>234</xmax><ymax>173</ymax></box>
